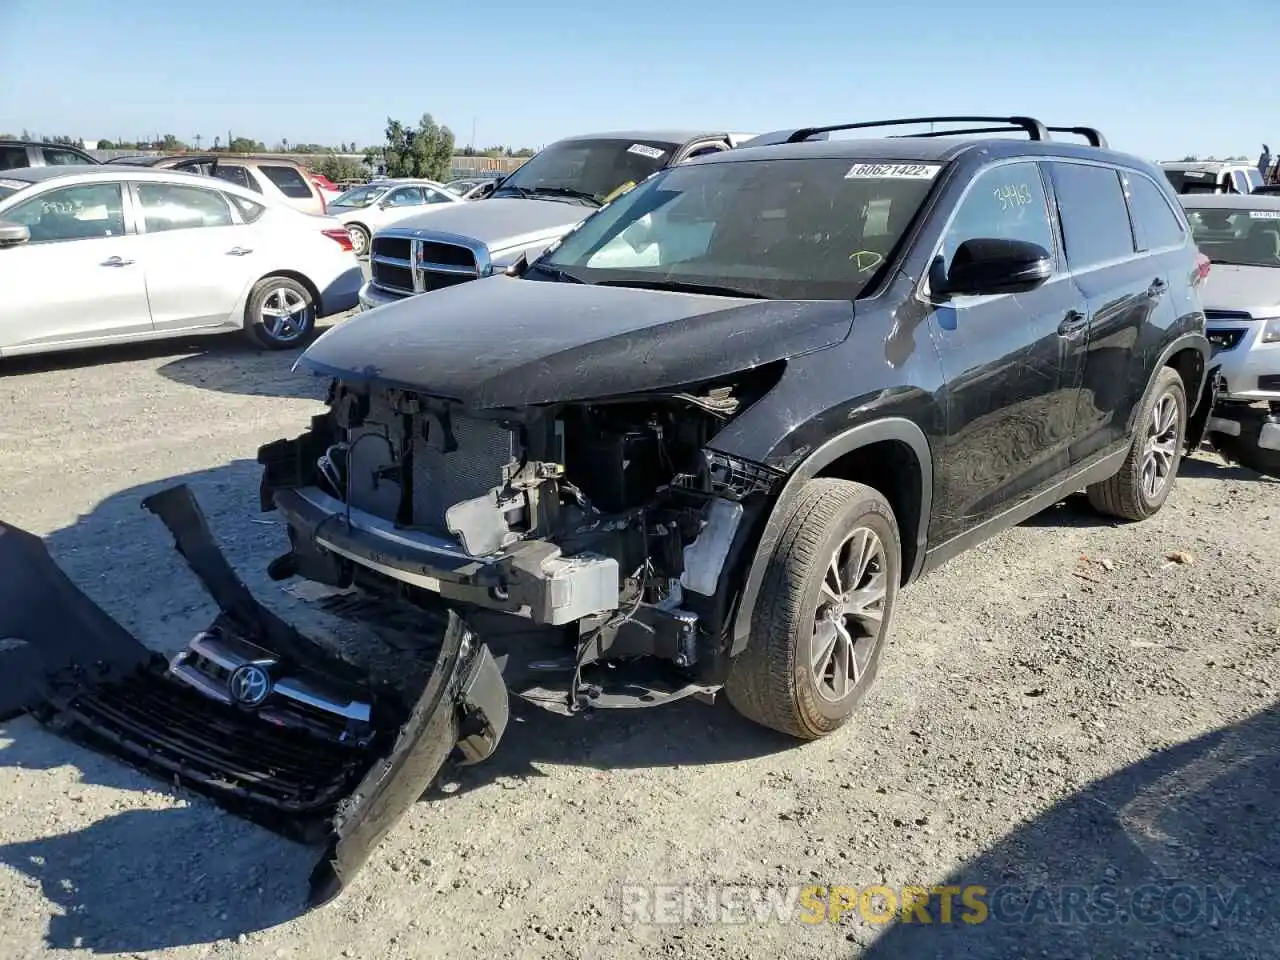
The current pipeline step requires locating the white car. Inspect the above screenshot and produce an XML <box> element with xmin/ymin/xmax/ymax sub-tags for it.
<box><xmin>0</xmin><ymin>165</ymin><xmax>364</xmax><ymax>356</ymax></box>
<box><xmin>325</xmin><ymin>179</ymin><xmax>464</xmax><ymax>257</ymax></box>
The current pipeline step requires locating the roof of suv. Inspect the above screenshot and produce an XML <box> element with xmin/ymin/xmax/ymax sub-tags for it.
<box><xmin>1176</xmin><ymin>193</ymin><xmax>1280</xmax><ymax>211</ymax></box>
<box><xmin>555</xmin><ymin>130</ymin><xmax>731</xmax><ymax>146</ymax></box>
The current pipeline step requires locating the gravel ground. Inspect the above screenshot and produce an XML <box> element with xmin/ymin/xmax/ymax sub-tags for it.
<box><xmin>0</xmin><ymin>326</ymin><xmax>1277</xmax><ymax>960</ymax></box>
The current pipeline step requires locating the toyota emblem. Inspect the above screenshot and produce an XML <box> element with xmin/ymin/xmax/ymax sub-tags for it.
<box><xmin>228</xmin><ymin>663</ymin><xmax>272</xmax><ymax>707</ymax></box>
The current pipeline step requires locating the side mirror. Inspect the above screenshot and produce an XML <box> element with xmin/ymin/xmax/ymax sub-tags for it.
<box><xmin>935</xmin><ymin>237</ymin><xmax>1052</xmax><ymax>298</ymax></box>
<box><xmin>377</xmin><ymin>200</ymin><xmax>391</xmax><ymax>209</ymax></box>
<box><xmin>0</xmin><ymin>221</ymin><xmax>30</xmax><ymax>247</ymax></box>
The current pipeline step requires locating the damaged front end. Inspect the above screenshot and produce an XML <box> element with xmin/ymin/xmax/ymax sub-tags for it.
<box><xmin>0</xmin><ymin>485</ymin><xmax>507</xmax><ymax>908</ymax></box>
<box><xmin>256</xmin><ymin>367</ymin><xmax>785</xmax><ymax>712</ymax></box>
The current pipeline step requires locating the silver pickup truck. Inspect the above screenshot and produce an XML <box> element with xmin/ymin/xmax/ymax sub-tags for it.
<box><xmin>357</xmin><ymin>129</ymin><xmax>756</xmax><ymax>310</ymax></box>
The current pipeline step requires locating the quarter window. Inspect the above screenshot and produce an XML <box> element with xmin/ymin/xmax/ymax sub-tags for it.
<box><xmin>227</xmin><ymin>194</ymin><xmax>266</xmax><ymax>224</ymax></box>
<box><xmin>940</xmin><ymin>161</ymin><xmax>1055</xmax><ymax>273</ymax></box>
<box><xmin>137</xmin><ymin>182</ymin><xmax>234</xmax><ymax>232</ymax></box>
<box><xmin>1124</xmin><ymin>173</ymin><xmax>1185</xmax><ymax>251</ymax></box>
<box><xmin>1048</xmin><ymin>162</ymin><xmax>1135</xmax><ymax>270</ymax></box>
<box><xmin>4</xmin><ymin>182</ymin><xmax>126</xmax><ymax>242</ymax></box>
<box><xmin>423</xmin><ymin>187</ymin><xmax>454</xmax><ymax>204</ymax></box>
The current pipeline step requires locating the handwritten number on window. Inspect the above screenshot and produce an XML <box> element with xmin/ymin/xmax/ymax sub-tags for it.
<box><xmin>993</xmin><ymin>183</ymin><xmax>1033</xmax><ymax>211</ymax></box>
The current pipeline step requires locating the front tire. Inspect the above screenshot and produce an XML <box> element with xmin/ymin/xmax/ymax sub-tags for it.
<box><xmin>244</xmin><ymin>276</ymin><xmax>317</xmax><ymax>350</ymax></box>
<box><xmin>1086</xmin><ymin>367</ymin><xmax>1186</xmax><ymax>520</ymax></box>
<box><xmin>726</xmin><ymin>479</ymin><xmax>900</xmax><ymax>740</ymax></box>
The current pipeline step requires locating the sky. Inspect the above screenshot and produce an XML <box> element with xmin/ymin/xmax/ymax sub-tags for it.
<box><xmin>1</xmin><ymin>0</ymin><xmax>1276</xmax><ymax>162</ymax></box>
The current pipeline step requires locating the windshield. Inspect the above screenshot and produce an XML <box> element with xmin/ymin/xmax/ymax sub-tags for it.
<box><xmin>1185</xmin><ymin>207</ymin><xmax>1280</xmax><ymax>267</ymax></box>
<box><xmin>0</xmin><ymin>178</ymin><xmax>29</xmax><ymax>203</ymax></box>
<box><xmin>540</xmin><ymin>157</ymin><xmax>940</xmax><ymax>300</ymax></box>
<box><xmin>493</xmin><ymin>138</ymin><xmax>678</xmax><ymax>205</ymax></box>
<box><xmin>330</xmin><ymin>184</ymin><xmax>389</xmax><ymax>207</ymax></box>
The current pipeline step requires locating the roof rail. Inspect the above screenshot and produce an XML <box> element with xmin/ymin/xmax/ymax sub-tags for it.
<box><xmin>783</xmin><ymin>116</ymin><xmax>1050</xmax><ymax>144</ymax></box>
<box><xmin>1046</xmin><ymin>126</ymin><xmax>1108</xmax><ymax>149</ymax></box>
<box><xmin>739</xmin><ymin>128</ymin><xmax>831</xmax><ymax>148</ymax></box>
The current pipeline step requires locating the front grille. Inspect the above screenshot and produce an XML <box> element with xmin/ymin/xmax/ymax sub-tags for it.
<box><xmin>1207</xmin><ymin>328</ymin><xmax>1247</xmax><ymax>351</ymax></box>
<box><xmin>370</xmin><ymin>235</ymin><xmax>414</xmax><ymax>294</ymax></box>
<box><xmin>47</xmin><ymin>668</ymin><xmax>370</xmax><ymax>838</ymax></box>
<box><xmin>419</xmin><ymin>241</ymin><xmax>481</xmax><ymax>293</ymax></box>
<box><xmin>412</xmin><ymin>415</ymin><xmax>515</xmax><ymax>530</ymax></box>
<box><xmin>369</xmin><ymin>235</ymin><xmax>486</xmax><ymax>296</ymax></box>
<box><xmin>1205</xmin><ymin>309</ymin><xmax>1253</xmax><ymax>321</ymax></box>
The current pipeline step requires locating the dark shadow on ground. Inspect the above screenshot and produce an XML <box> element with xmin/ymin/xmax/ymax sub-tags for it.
<box><xmin>1017</xmin><ymin>492</ymin><xmax>1102</xmax><ymax>529</ymax></box>
<box><xmin>0</xmin><ymin>330</ymin><xmax>254</xmax><ymax>377</ymax></box>
<box><xmin>1178</xmin><ymin>451</ymin><xmax>1280</xmax><ymax>483</ymax></box>
<box><xmin>0</xmin><ymin>458</ymin><xmax>792</xmax><ymax>951</ymax></box>
<box><xmin>860</xmin><ymin>703</ymin><xmax>1280</xmax><ymax>960</ymax></box>
<box><xmin>154</xmin><ymin>335</ymin><xmax>333</xmax><ymax>400</ymax></box>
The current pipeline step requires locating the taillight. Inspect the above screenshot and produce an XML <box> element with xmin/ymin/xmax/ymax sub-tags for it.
<box><xmin>1194</xmin><ymin>251</ymin><xmax>1211</xmax><ymax>286</ymax></box>
<box><xmin>322</xmin><ymin>228</ymin><xmax>353</xmax><ymax>252</ymax></box>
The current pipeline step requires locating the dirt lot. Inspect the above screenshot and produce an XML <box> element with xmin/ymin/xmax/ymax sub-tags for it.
<box><xmin>1</xmin><ymin>326</ymin><xmax>1277</xmax><ymax>960</ymax></box>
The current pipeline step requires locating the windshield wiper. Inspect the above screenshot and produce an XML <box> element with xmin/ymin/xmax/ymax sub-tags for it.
<box><xmin>493</xmin><ymin>185</ymin><xmax>535</xmax><ymax>199</ymax></box>
<box><xmin>527</xmin><ymin>186</ymin><xmax>601</xmax><ymax>206</ymax></box>
<box><xmin>594</xmin><ymin>278</ymin><xmax>768</xmax><ymax>299</ymax></box>
<box><xmin>525</xmin><ymin>261</ymin><xmax>584</xmax><ymax>283</ymax></box>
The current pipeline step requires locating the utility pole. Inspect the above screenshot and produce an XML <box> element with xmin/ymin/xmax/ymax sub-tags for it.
<box><xmin>471</xmin><ymin>116</ymin><xmax>476</xmax><ymax>153</ymax></box>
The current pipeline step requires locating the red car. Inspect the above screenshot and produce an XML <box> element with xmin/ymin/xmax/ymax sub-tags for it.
<box><xmin>309</xmin><ymin>172</ymin><xmax>340</xmax><ymax>193</ymax></box>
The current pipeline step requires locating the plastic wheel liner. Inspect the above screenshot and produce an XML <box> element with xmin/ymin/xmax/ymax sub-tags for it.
<box><xmin>0</xmin><ymin>484</ymin><xmax>509</xmax><ymax>909</ymax></box>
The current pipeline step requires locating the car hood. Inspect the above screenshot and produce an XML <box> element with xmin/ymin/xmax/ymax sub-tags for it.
<box><xmin>1201</xmin><ymin>264</ymin><xmax>1280</xmax><ymax>317</ymax></box>
<box><xmin>371</xmin><ymin>197</ymin><xmax>587</xmax><ymax>252</ymax></box>
<box><xmin>297</xmin><ymin>275</ymin><xmax>854</xmax><ymax>408</ymax></box>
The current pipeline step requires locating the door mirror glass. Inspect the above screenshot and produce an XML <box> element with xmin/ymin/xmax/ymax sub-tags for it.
<box><xmin>0</xmin><ymin>220</ymin><xmax>30</xmax><ymax>246</ymax></box>
<box><xmin>940</xmin><ymin>237</ymin><xmax>1053</xmax><ymax>297</ymax></box>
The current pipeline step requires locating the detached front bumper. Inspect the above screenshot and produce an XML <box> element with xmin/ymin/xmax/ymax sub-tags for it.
<box><xmin>0</xmin><ymin>484</ymin><xmax>509</xmax><ymax>909</ymax></box>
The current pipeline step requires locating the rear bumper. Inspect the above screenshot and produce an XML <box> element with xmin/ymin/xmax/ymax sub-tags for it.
<box><xmin>319</xmin><ymin>265</ymin><xmax>364</xmax><ymax>317</ymax></box>
<box><xmin>0</xmin><ymin>484</ymin><xmax>509</xmax><ymax>910</ymax></box>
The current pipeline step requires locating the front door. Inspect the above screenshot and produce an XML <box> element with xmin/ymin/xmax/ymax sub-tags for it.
<box><xmin>929</xmin><ymin>160</ymin><xmax>1085</xmax><ymax>538</ymax></box>
<box><xmin>129</xmin><ymin>180</ymin><xmax>261</xmax><ymax>330</ymax></box>
<box><xmin>0</xmin><ymin>180</ymin><xmax>153</xmax><ymax>352</ymax></box>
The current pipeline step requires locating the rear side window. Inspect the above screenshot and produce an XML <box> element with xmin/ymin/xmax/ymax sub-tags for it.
<box><xmin>257</xmin><ymin>164</ymin><xmax>314</xmax><ymax>199</ymax></box>
<box><xmin>137</xmin><ymin>182</ymin><xmax>234</xmax><ymax>232</ymax></box>
<box><xmin>0</xmin><ymin>145</ymin><xmax>29</xmax><ymax>170</ymax></box>
<box><xmin>42</xmin><ymin>147</ymin><xmax>89</xmax><ymax>165</ymax></box>
<box><xmin>211</xmin><ymin>165</ymin><xmax>252</xmax><ymax>190</ymax></box>
<box><xmin>1048</xmin><ymin>162</ymin><xmax>1135</xmax><ymax>270</ymax></box>
<box><xmin>227</xmin><ymin>193</ymin><xmax>266</xmax><ymax>223</ymax></box>
<box><xmin>1124</xmin><ymin>173</ymin><xmax>1185</xmax><ymax>251</ymax></box>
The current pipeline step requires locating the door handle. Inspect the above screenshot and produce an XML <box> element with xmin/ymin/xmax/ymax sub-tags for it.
<box><xmin>1147</xmin><ymin>278</ymin><xmax>1168</xmax><ymax>298</ymax></box>
<box><xmin>226</xmin><ymin>247</ymin><xmax>254</xmax><ymax>256</ymax></box>
<box><xmin>1058</xmin><ymin>309</ymin><xmax>1089</xmax><ymax>337</ymax></box>
<box><xmin>100</xmin><ymin>256</ymin><xmax>135</xmax><ymax>267</ymax></box>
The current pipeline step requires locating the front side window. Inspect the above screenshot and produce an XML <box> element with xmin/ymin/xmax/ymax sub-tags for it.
<box><xmin>384</xmin><ymin>187</ymin><xmax>424</xmax><ymax>206</ymax></box>
<box><xmin>331</xmin><ymin>184</ymin><xmax>388</xmax><ymax>207</ymax></box>
<box><xmin>5</xmin><ymin>182</ymin><xmax>126</xmax><ymax>242</ymax></box>
<box><xmin>137</xmin><ymin>182</ymin><xmax>234</xmax><ymax>233</ymax></box>
<box><xmin>939</xmin><ymin>161</ymin><xmax>1055</xmax><ymax>273</ymax></box>
<box><xmin>541</xmin><ymin>157</ymin><xmax>939</xmax><ymax>300</ymax></box>
<box><xmin>258</xmin><ymin>164</ymin><xmax>314</xmax><ymax>199</ymax></box>
<box><xmin>1184</xmin><ymin>206</ymin><xmax>1280</xmax><ymax>267</ymax></box>
<box><xmin>1048</xmin><ymin>162</ymin><xmax>1136</xmax><ymax>270</ymax></box>
<box><xmin>494</xmin><ymin>138</ymin><xmax>679</xmax><ymax>206</ymax></box>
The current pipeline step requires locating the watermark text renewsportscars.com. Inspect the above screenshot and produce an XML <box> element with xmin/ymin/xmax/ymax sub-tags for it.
<box><xmin>619</xmin><ymin>882</ymin><xmax>1252</xmax><ymax>927</ymax></box>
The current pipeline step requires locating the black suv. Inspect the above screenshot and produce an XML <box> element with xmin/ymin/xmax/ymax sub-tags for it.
<box><xmin>1</xmin><ymin>115</ymin><xmax>1213</xmax><ymax>903</ymax></box>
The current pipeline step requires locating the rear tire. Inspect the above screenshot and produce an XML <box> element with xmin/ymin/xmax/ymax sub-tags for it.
<box><xmin>244</xmin><ymin>276</ymin><xmax>317</xmax><ymax>350</ymax></box>
<box><xmin>1086</xmin><ymin>367</ymin><xmax>1186</xmax><ymax>521</ymax></box>
<box><xmin>347</xmin><ymin>223</ymin><xmax>371</xmax><ymax>259</ymax></box>
<box><xmin>726</xmin><ymin>479</ymin><xmax>900</xmax><ymax>740</ymax></box>
<box><xmin>1210</xmin><ymin>408</ymin><xmax>1280</xmax><ymax>477</ymax></box>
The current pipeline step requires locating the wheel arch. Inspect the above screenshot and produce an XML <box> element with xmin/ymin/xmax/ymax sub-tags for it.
<box><xmin>727</xmin><ymin>417</ymin><xmax>933</xmax><ymax>658</ymax></box>
<box><xmin>1127</xmin><ymin>334</ymin><xmax>1210</xmax><ymax>435</ymax></box>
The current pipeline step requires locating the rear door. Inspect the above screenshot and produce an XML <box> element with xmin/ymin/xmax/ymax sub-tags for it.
<box><xmin>929</xmin><ymin>159</ymin><xmax>1086</xmax><ymax>533</ymax></box>
<box><xmin>130</xmin><ymin>180</ymin><xmax>261</xmax><ymax>330</ymax></box>
<box><xmin>0</xmin><ymin>180</ymin><xmax>153</xmax><ymax>351</ymax></box>
<box><xmin>1047</xmin><ymin>161</ymin><xmax>1179</xmax><ymax>462</ymax></box>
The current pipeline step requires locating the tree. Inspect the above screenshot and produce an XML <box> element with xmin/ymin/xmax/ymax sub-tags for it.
<box><xmin>228</xmin><ymin>136</ymin><xmax>266</xmax><ymax>153</ymax></box>
<box><xmin>97</xmin><ymin>139</ymin><xmax>115</xmax><ymax>149</ymax></box>
<box><xmin>315</xmin><ymin>155</ymin><xmax>365</xmax><ymax>182</ymax></box>
<box><xmin>193</xmin><ymin>133</ymin><xmax>203</xmax><ymax>150</ymax></box>
<box><xmin>380</xmin><ymin>114</ymin><xmax>455</xmax><ymax>180</ymax></box>
<box><xmin>213</xmin><ymin>135</ymin><xmax>221</xmax><ymax>151</ymax></box>
<box><xmin>159</xmin><ymin>133</ymin><xmax>187</xmax><ymax>151</ymax></box>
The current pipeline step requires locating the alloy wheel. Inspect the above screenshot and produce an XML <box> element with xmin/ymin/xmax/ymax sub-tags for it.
<box><xmin>1141</xmin><ymin>391</ymin><xmax>1181</xmax><ymax>500</ymax></box>
<box><xmin>259</xmin><ymin>287</ymin><xmax>313</xmax><ymax>345</ymax></box>
<box><xmin>811</xmin><ymin>527</ymin><xmax>888</xmax><ymax>703</ymax></box>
